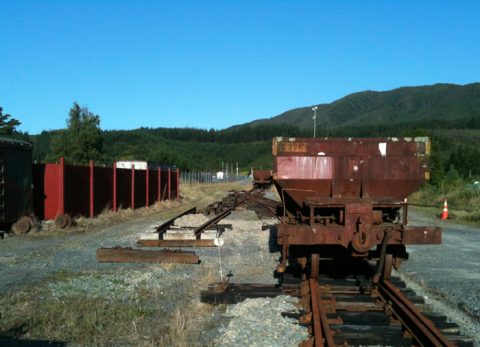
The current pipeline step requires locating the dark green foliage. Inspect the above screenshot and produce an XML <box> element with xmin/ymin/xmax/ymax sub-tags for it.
<box><xmin>48</xmin><ymin>103</ymin><xmax>103</xmax><ymax>164</ymax></box>
<box><xmin>446</xmin><ymin>146</ymin><xmax>480</xmax><ymax>178</ymax></box>
<box><xmin>29</xmin><ymin>83</ymin><xmax>480</xmax><ymax>182</ymax></box>
<box><xmin>100</xmin><ymin>127</ymin><xmax>278</xmax><ymax>170</ymax></box>
<box><xmin>246</xmin><ymin>83</ymin><xmax>480</xmax><ymax>130</ymax></box>
<box><xmin>0</xmin><ymin>106</ymin><xmax>21</xmax><ymax>135</ymax></box>
<box><xmin>444</xmin><ymin>164</ymin><xmax>461</xmax><ymax>183</ymax></box>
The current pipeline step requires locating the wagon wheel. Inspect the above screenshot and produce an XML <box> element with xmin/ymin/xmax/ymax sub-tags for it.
<box><xmin>12</xmin><ymin>216</ymin><xmax>33</xmax><ymax>235</ymax></box>
<box><xmin>310</xmin><ymin>253</ymin><xmax>320</xmax><ymax>279</ymax></box>
<box><xmin>382</xmin><ymin>254</ymin><xmax>393</xmax><ymax>280</ymax></box>
<box><xmin>55</xmin><ymin>214</ymin><xmax>72</xmax><ymax>229</ymax></box>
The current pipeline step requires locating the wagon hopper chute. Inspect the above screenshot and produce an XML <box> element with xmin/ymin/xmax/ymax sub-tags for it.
<box><xmin>272</xmin><ymin>137</ymin><xmax>441</xmax><ymax>279</ymax></box>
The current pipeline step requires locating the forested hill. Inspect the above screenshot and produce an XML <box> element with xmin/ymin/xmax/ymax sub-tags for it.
<box><xmin>29</xmin><ymin>82</ymin><xmax>480</xmax><ymax>182</ymax></box>
<box><xmin>241</xmin><ymin>83</ymin><xmax>480</xmax><ymax>130</ymax></box>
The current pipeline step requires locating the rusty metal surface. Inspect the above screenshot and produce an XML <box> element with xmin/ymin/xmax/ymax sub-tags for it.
<box><xmin>377</xmin><ymin>280</ymin><xmax>455</xmax><ymax>347</ymax></box>
<box><xmin>252</xmin><ymin>170</ymin><xmax>273</xmax><ymax>183</ymax></box>
<box><xmin>33</xmin><ymin>160</ymin><xmax>179</xmax><ymax>221</ymax></box>
<box><xmin>273</xmin><ymin>137</ymin><xmax>430</xmax><ymax>203</ymax></box>
<box><xmin>54</xmin><ymin>214</ymin><xmax>72</xmax><ymax>229</ymax></box>
<box><xmin>96</xmin><ymin>247</ymin><xmax>200</xmax><ymax>263</ymax></box>
<box><xmin>277</xmin><ymin>222</ymin><xmax>441</xmax><ymax>247</ymax></box>
<box><xmin>194</xmin><ymin>208</ymin><xmax>234</xmax><ymax>237</ymax></box>
<box><xmin>136</xmin><ymin>239</ymin><xmax>216</xmax><ymax>247</ymax></box>
<box><xmin>155</xmin><ymin>207</ymin><xmax>197</xmax><ymax>234</ymax></box>
<box><xmin>309</xmin><ymin>279</ymin><xmax>323</xmax><ymax>346</ymax></box>
<box><xmin>271</xmin><ymin>137</ymin><xmax>441</xmax><ymax>262</ymax></box>
<box><xmin>12</xmin><ymin>216</ymin><xmax>33</xmax><ymax>235</ymax></box>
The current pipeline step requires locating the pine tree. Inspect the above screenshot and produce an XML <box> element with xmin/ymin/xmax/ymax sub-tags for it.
<box><xmin>49</xmin><ymin>102</ymin><xmax>103</xmax><ymax>163</ymax></box>
<box><xmin>0</xmin><ymin>106</ymin><xmax>21</xmax><ymax>135</ymax></box>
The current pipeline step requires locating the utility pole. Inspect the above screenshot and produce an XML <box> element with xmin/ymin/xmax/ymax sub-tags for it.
<box><xmin>312</xmin><ymin>106</ymin><xmax>318</xmax><ymax>138</ymax></box>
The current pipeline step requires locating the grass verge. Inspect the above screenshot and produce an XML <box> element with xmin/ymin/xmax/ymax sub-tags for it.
<box><xmin>409</xmin><ymin>182</ymin><xmax>480</xmax><ymax>227</ymax></box>
<box><xmin>0</xmin><ymin>267</ymin><xmax>215</xmax><ymax>346</ymax></box>
<box><xmin>2</xmin><ymin>182</ymin><xmax>245</xmax><ymax>345</ymax></box>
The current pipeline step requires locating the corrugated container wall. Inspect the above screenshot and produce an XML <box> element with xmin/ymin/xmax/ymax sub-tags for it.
<box><xmin>0</xmin><ymin>137</ymin><xmax>33</xmax><ymax>225</ymax></box>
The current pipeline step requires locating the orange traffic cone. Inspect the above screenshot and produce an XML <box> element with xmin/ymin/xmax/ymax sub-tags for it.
<box><xmin>441</xmin><ymin>199</ymin><xmax>448</xmax><ymax>220</ymax></box>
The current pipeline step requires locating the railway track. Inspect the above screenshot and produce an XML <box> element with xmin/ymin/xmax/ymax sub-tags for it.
<box><xmin>199</xmin><ymin>186</ymin><xmax>474</xmax><ymax>346</ymax></box>
<box><xmin>296</xmin><ymin>275</ymin><xmax>473</xmax><ymax>346</ymax></box>
<box><xmin>202</xmin><ymin>271</ymin><xmax>474</xmax><ymax>346</ymax></box>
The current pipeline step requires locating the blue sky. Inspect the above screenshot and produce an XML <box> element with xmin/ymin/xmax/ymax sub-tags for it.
<box><xmin>1</xmin><ymin>1</ymin><xmax>479</xmax><ymax>134</ymax></box>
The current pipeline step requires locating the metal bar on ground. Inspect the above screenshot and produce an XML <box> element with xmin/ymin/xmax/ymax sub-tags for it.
<box><xmin>136</xmin><ymin>239</ymin><xmax>215</xmax><ymax>247</ymax></box>
<box><xmin>96</xmin><ymin>247</ymin><xmax>199</xmax><ymax>264</ymax></box>
<box><xmin>316</xmin><ymin>283</ymin><xmax>336</xmax><ymax>346</ymax></box>
<box><xmin>193</xmin><ymin>208</ymin><xmax>234</xmax><ymax>237</ymax></box>
<box><xmin>156</xmin><ymin>207</ymin><xmax>197</xmax><ymax>234</ymax></box>
<box><xmin>309</xmin><ymin>279</ymin><xmax>323</xmax><ymax>347</ymax></box>
<box><xmin>193</xmin><ymin>194</ymin><xmax>251</xmax><ymax>237</ymax></box>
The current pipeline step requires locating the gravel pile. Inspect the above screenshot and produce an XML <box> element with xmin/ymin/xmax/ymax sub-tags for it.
<box><xmin>174</xmin><ymin>213</ymin><xmax>210</xmax><ymax>227</ymax></box>
<box><xmin>212</xmin><ymin>296</ymin><xmax>308</xmax><ymax>346</ymax></box>
<box><xmin>1</xmin><ymin>195</ymin><xmax>308</xmax><ymax>346</ymax></box>
<box><xmin>181</xmin><ymin>208</ymin><xmax>306</xmax><ymax>346</ymax></box>
<box><xmin>47</xmin><ymin>266</ymin><xmax>191</xmax><ymax>303</ymax></box>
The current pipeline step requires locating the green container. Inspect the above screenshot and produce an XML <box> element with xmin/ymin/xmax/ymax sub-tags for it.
<box><xmin>0</xmin><ymin>137</ymin><xmax>33</xmax><ymax>225</ymax></box>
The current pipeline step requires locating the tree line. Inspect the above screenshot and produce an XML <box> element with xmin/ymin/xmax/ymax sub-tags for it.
<box><xmin>2</xmin><ymin>103</ymin><xmax>480</xmax><ymax>185</ymax></box>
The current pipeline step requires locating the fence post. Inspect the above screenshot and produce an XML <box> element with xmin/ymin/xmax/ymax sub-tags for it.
<box><xmin>131</xmin><ymin>164</ymin><xmax>135</xmax><ymax>209</ymax></box>
<box><xmin>146</xmin><ymin>166</ymin><xmax>149</xmax><ymax>207</ymax></box>
<box><xmin>157</xmin><ymin>167</ymin><xmax>161</xmax><ymax>201</ymax></box>
<box><xmin>113</xmin><ymin>162</ymin><xmax>117</xmax><ymax>212</ymax></box>
<box><xmin>176</xmin><ymin>168</ymin><xmax>180</xmax><ymax>200</ymax></box>
<box><xmin>58</xmin><ymin>157</ymin><xmax>65</xmax><ymax>217</ymax></box>
<box><xmin>89</xmin><ymin>160</ymin><xmax>94</xmax><ymax>218</ymax></box>
<box><xmin>168</xmin><ymin>167</ymin><xmax>171</xmax><ymax>200</ymax></box>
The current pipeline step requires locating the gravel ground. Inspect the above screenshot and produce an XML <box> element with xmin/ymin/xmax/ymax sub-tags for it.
<box><xmin>211</xmin><ymin>296</ymin><xmax>307</xmax><ymax>347</ymax></box>
<box><xmin>0</xmin><ymin>213</ymin><xmax>175</xmax><ymax>295</ymax></box>
<box><xmin>399</xmin><ymin>208</ymin><xmax>480</xmax><ymax>344</ymax></box>
<box><xmin>195</xmin><ymin>209</ymin><xmax>308</xmax><ymax>346</ymax></box>
<box><xmin>0</xmin><ymin>196</ymin><xmax>307</xmax><ymax>346</ymax></box>
<box><xmin>3</xmin><ymin>189</ymin><xmax>477</xmax><ymax>346</ymax></box>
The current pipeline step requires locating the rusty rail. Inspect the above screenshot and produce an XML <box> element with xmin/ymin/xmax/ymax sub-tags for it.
<box><xmin>306</xmin><ymin>279</ymin><xmax>336</xmax><ymax>347</ymax></box>
<box><xmin>377</xmin><ymin>280</ymin><xmax>455</xmax><ymax>347</ymax></box>
<box><xmin>136</xmin><ymin>239</ymin><xmax>216</xmax><ymax>247</ymax></box>
<box><xmin>155</xmin><ymin>207</ymin><xmax>197</xmax><ymax>234</ymax></box>
<box><xmin>96</xmin><ymin>247</ymin><xmax>199</xmax><ymax>264</ymax></box>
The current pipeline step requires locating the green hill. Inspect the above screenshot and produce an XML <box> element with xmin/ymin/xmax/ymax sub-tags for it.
<box><xmin>243</xmin><ymin>83</ymin><xmax>480</xmax><ymax>130</ymax></box>
<box><xmin>28</xmin><ymin>82</ymin><xmax>480</xmax><ymax>181</ymax></box>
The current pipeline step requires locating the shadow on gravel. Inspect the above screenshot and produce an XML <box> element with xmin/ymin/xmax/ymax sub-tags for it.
<box><xmin>0</xmin><ymin>337</ymin><xmax>65</xmax><ymax>346</ymax></box>
<box><xmin>268</xmin><ymin>225</ymin><xmax>281</xmax><ymax>253</ymax></box>
<box><xmin>0</xmin><ymin>323</ymin><xmax>65</xmax><ymax>347</ymax></box>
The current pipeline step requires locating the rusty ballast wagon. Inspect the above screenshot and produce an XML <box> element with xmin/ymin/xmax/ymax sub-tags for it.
<box><xmin>252</xmin><ymin>169</ymin><xmax>273</xmax><ymax>189</ymax></box>
<box><xmin>272</xmin><ymin>137</ymin><xmax>441</xmax><ymax>279</ymax></box>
